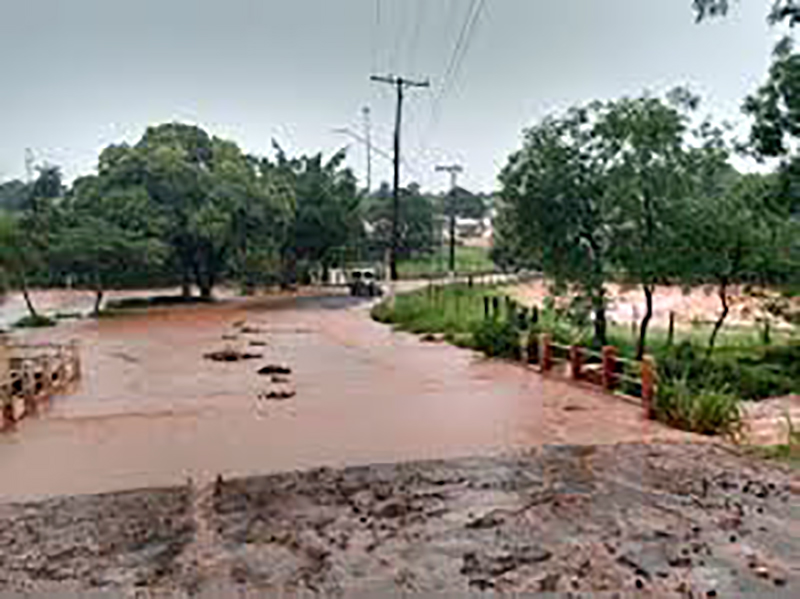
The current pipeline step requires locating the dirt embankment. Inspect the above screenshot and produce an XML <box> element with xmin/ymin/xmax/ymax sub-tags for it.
<box><xmin>0</xmin><ymin>444</ymin><xmax>797</xmax><ymax>597</ymax></box>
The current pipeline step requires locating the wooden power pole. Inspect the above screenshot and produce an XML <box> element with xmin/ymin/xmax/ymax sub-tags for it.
<box><xmin>370</xmin><ymin>75</ymin><xmax>430</xmax><ymax>281</ymax></box>
<box><xmin>435</xmin><ymin>164</ymin><xmax>463</xmax><ymax>275</ymax></box>
<box><xmin>362</xmin><ymin>106</ymin><xmax>372</xmax><ymax>194</ymax></box>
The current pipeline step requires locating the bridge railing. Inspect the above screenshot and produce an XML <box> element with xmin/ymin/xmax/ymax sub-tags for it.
<box><xmin>1</xmin><ymin>341</ymin><xmax>81</xmax><ymax>429</ymax></box>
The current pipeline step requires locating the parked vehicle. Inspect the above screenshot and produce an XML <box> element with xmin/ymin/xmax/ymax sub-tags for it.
<box><xmin>348</xmin><ymin>268</ymin><xmax>383</xmax><ymax>297</ymax></box>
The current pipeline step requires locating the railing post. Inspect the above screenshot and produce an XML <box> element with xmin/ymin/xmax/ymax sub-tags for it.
<box><xmin>71</xmin><ymin>341</ymin><xmax>81</xmax><ymax>381</ymax></box>
<box><xmin>483</xmin><ymin>296</ymin><xmax>490</xmax><ymax>320</ymax></box>
<box><xmin>602</xmin><ymin>346</ymin><xmax>618</xmax><ymax>392</ymax></box>
<box><xmin>570</xmin><ymin>345</ymin><xmax>583</xmax><ymax>380</ymax></box>
<box><xmin>667</xmin><ymin>312</ymin><xmax>675</xmax><ymax>346</ymax></box>
<box><xmin>22</xmin><ymin>361</ymin><xmax>36</xmax><ymax>415</ymax></box>
<box><xmin>539</xmin><ymin>334</ymin><xmax>553</xmax><ymax>373</ymax></box>
<box><xmin>492</xmin><ymin>297</ymin><xmax>500</xmax><ymax>320</ymax></box>
<box><xmin>527</xmin><ymin>331</ymin><xmax>539</xmax><ymax>364</ymax></box>
<box><xmin>518</xmin><ymin>307</ymin><xmax>529</xmax><ymax>331</ymax></box>
<box><xmin>641</xmin><ymin>355</ymin><xmax>656</xmax><ymax>419</ymax></box>
<box><xmin>41</xmin><ymin>357</ymin><xmax>52</xmax><ymax>399</ymax></box>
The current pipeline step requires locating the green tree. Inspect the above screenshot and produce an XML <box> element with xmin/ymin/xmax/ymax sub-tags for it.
<box><xmin>595</xmin><ymin>93</ymin><xmax>700</xmax><ymax>359</ymax></box>
<box><xmin>52</xmin><ymin>216</ymin><xmax>166</xmax><ymax>314</ymax></box>
<box><xmin>366</xmin><ymin>182</ymin><xmax>436</xmax><ymax>262</ymax></box>
<box><xmin>0</xmin><ymin>212</ymin><xmax>40</xmax><ymax>318</ymax></box>
<box><xmin>94</xmin><ymin>123</ymin><xmax>294</xmax><ymax>297</ymax></box>
<box><xmin>0</xmin><ymin>180</ymin><xmax>29</xmax><ymax>211</ymax></box>
<box><xmin>694</xmin><ymin>0</ymin><xmax>800</xmax><ymax>25</ymax></box>
<box><xmin>497</xmin><ymin>106</ymin><xmax>612</xmax><ymax>346</ymax></box>
<box><xmin>677</xmin><ymin>174</ymin><xmax>779</xmax><ymax>354</ymax></box>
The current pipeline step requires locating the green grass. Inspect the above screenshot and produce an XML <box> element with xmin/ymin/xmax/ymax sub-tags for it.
<box><xmin>654</xmin><ymin>375</ymin><xmax>743</xmax><ymax>437</ymax></box>
<box><xmin>371</xmin><ymin>283</ymin><xmax>498</xmax><ymax>336</ymax></box>
<box><xmin>397</xmin><ymin>246</ymin><xmax>494</xmax><ymax>279</ymax></box>
<box><xmin>104</xmin><ymin>295</ymin><xmax>214</xmax><ymax>311</ymax></box>
<box><xmin>13</xmin><ymin>314</ymin><xmax>56</xmax><ymax>328</ymax></box>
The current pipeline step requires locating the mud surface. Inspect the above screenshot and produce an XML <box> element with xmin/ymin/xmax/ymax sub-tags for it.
<box><xmin>0</xmin><ymin>444</ymin><xmax>797</xmax><ymax>596</ymax></box>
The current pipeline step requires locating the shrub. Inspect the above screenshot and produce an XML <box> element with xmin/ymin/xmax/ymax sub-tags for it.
<box><xmin>14</xmin><ymin>314</ymin><xmax>56</xmax><ymax>328</ymax></box>
<box><xmin>655</xmin><ymin>376</ymin><xmax>742</xmax><ymax>437</ymax></box>
<box><xmin>472</xmin><ymin>319</ymin><xmax>521</xmax><ymax>360</ymax></box>
<box><xmin>656</xmin><ymin>341</ymin><xmax>800</xmax><ymax>401</ymax></box>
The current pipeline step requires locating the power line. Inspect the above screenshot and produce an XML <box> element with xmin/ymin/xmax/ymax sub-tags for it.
<box><xmin>407</xmin><ymin>0</ymin><xmax>428</xmax><ymax>75</ymax></box>
<box><xmin>424</xmin><ymin>0</ymin><xmax>487</xmax><ymax>144</ymax></box>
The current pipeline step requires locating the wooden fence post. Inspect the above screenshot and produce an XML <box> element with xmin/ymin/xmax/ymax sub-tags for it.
<box><xmin>22</xmin><ymin>361</ymin><xmax>36</xmax><ymax>415</ymax></box>
<box><xmin>70</xmin><ymin>341</ymin><xmax>81</xmax><ymax>381</ymax></box>
<box><xmin>667</xmin><ymin>312</ymin><xmax>675</xmax><ymax>346</ymax></box>
<box><xmin>527</xmin><ymin>331</ymin><xmax>539</xmax><ymax>364</ymax></box>
<box><xmin>641</xmin><ymin>355</ymin><xmax>656</xmax><ymax>419</ymax></box>
<box><xmin>570</xmin><ymin>346</ymin><xmax>584</xmax><ymax>380</ymax></box>
<box><xmin>602</xmin><ymin>346</ymin><xmax>618</xmax><ymax>392</ymax></box>
<box><xmin>539</xmin><ymin>334</ymin><xmax>553</xmax><ymax>373</ymax></box>
<box><xmin>518</xmin><ymin>307</ymin><xmax>529</xmax><ymax>330</ymax></box>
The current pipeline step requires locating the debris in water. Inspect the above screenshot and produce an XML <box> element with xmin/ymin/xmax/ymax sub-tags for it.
<box><xmin>258</xmin><ymin>364</ymin><xmax>292</xmax><ymax>376</ymax></box>
<box><xmin>240</xmin><ymin>326</ymin><xmax>265</xmax><ymax>335</ymax></box>
<box><xmin>204</xmin><ymin>349</ymin><xmax>264</xmax><ymax>362</ymax></box>
<box><xmin>249</xmin><ymin>340</ymin><xmax>268</xmax><ymax>347</ymax></box>
<box><xmin>258</xmin><ymin>388</ymin><xmax>296</xmax><ymax>401</ymax></box>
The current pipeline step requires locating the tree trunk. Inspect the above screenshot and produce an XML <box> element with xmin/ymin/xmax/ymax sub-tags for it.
<box><xmin>636</xmin><ymin>284</ymin><xmax>654</xmax><ymax>361</ymax></box>
<box><xmin>707</xmin><ymin>280</ymin><xmax>729</xmax><ymax>357</ymax></box>
<box><xmin>180</xmin><ymin>256</ymin><xmax>193</xmax><ymax>298</ymax></box>
<box><xmin>591</xmin><ymin>290</ymin><xmax>608</xmax><ymax>348</ymax></box>
<box><xmin>93</xmin><ymin>289</ymin><xmax>104</xmax><ymax>316</ymax></box>
<box><xmin>19</xmin><ymin>274</ymin><xmax>38</xmax><ymax>319</ymax></box>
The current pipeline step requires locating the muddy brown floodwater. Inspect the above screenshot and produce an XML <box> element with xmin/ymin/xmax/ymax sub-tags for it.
<box><xmin>1</xmin><ymin>290</ymin><xmax>696</xmax><ymax>501</ymax></box>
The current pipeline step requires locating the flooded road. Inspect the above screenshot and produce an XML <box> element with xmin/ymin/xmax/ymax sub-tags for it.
<box><xmin>0</xmin><ymin>290</ymin><xmax>693</xmax><ymax>501</ymax></box>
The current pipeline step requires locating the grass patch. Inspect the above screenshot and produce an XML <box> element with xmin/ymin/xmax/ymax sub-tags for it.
<box><xmin>371</xmin><ymin>283</ymin><xmax>498</xmax><ymax>337</ymax></box>
<box><xmin>13</xmin><ymin>314</ymin><xmax>56</xmax><ymax>328</ymax></box>
<box><xmin>104</xmin><ymin>295</ymin><xmax>215</xmax><ymax>311</ymax></box>
<box><xmin>55</xmin><ymin>311</ymin><xmax>83</xmax><ymax>320</ymax></box>
<box><xmin>397</xmin><ymin>246</ymin><xmax>494</xmax><ymax>279</ymax></box>
<box><xmin>472</xmin><ymin>319</ymin><xmax>522</xmax><ymax>359</ymax></box>
<box><xmin>654</xmin><ymin>375</ymin><xmax>742</xmax><ymax>437</ymax></box>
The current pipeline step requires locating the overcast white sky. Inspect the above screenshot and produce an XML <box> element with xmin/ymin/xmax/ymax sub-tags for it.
<box><xmin>0</xmin><ymin>0</ymin><xmax>788</xmax><ymax>193</ymax></box>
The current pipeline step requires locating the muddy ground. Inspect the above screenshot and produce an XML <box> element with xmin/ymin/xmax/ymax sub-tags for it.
<box><xmin>0</xmin><ymin>443</ymin><xmax>797</xmax><ymax>597</ymax></box>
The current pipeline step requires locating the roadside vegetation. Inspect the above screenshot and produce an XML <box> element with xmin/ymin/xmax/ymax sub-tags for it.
<box><xmin>397</xmin><ymin>246</ymin><xmax>493</xmax><ymax>279</ymax></box>
<box><xmin>0</xmin><ymin>126</ymin><xmax>494</xmax><ymax>321</ymax></box>
<box><xmin>373</xmin><ymin>282</ymin><xmax>798</xmax><ymax>438</ymax></box>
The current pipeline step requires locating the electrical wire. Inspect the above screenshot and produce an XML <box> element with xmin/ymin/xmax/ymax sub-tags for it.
<box><xmin>426</xmin><ymin>0</ymin><xmax>487</xmax><ymax>140</ymax></box>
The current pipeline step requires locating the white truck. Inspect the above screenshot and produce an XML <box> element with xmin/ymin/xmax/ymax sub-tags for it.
<box><xmin>348</xmin><ymin>268</ymin><xmax>383</xmax><ymax>297</ymax></box>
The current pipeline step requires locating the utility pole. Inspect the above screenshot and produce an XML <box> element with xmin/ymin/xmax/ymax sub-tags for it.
<box><xmin>370</xmin><ymin>75</ymin><xmax>430</xmax><ymax>281</ymax></box>
<box><xmin>435</xmin><ymin>164</ymin><xmax>464</xmax><ymax>276</ymax></box>
<box><xmin>362</xmin><ymin>106</ymin><xmax>372</xmax><ymax>194</ymax></box>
